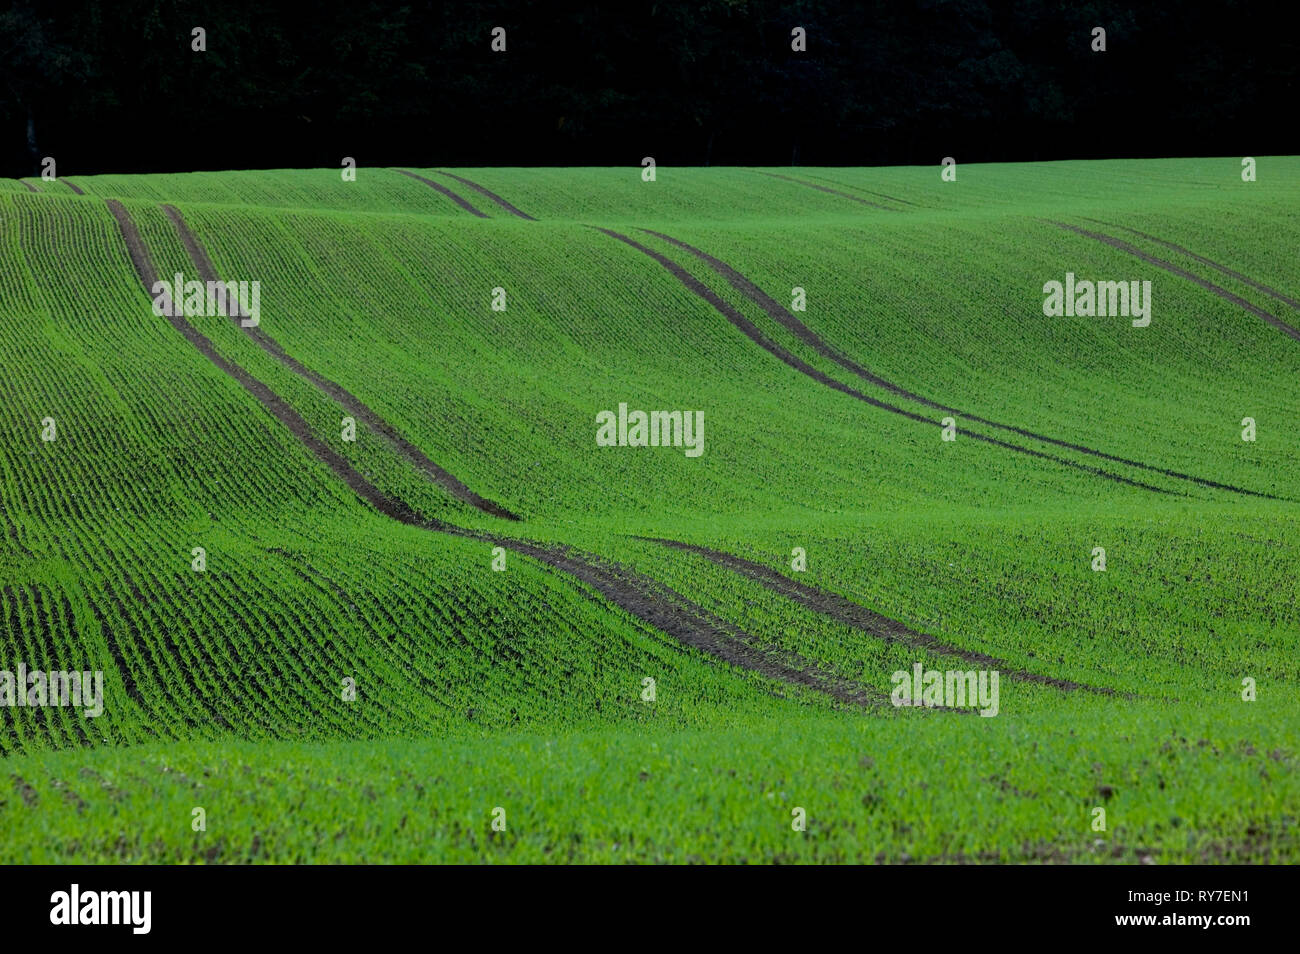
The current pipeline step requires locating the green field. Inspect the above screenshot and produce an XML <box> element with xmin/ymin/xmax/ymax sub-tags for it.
<box><xmin>1</xmin><ymin>158</ymin><xmax>1297</xmax><ymax>862</ymax></box>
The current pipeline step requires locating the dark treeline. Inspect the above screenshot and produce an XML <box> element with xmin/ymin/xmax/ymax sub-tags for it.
<box><xmin>1</xmin><ymin>0</ymin><xmax>1294</xmax><ymax>177</ymax></box>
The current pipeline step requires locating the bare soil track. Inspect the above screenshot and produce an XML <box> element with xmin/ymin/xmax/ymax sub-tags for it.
<box><xmin>106</xmin><ymin>200</ymin><xmax>887</xmax><ymax>710</ymax></box>
<box><xmin>802</xmin><ymin>173</ymin><xmax>919</xmax><ymax>207</ymax></box>
<box><xmin>641</xmin><ymin>229</ymin><xmax>1279</xmax><ymax>501</ymax></box>
<box><xmin>756</xmin><ymin>171</ymin><xmax>895</xmax><ymax>210</ymax></box>
<box><xmin>642</xmin><ymin>536</ymin><xmax>1122</xmax><ymax>696</ymax></box>
<box><xmin>433</xmin><ymin>170</ymin><xmax>537</xmax><ymax>220</ymax></box>
<box><xmin>107</xmin><ymin>200</ymin><xmax>422</xmax><ymax>525</ymax></box>
<box><xmin>161</xmin><ymin>203</ymin><xmax>521</xmax><ymax>521</ymax></box>
<box><xmin>391</xmin><ymin>169</ymin><xmax>488</xmax><ymax>218</ymax></box>
<box><xmin>17</xmin><ymin>179</ymin><xmax>37</xmax><ymax>193</ymax></box>
<box><xmin>59</xmin><ymin>179</ymin><xmax>84</xmax><ymax>196</ymax></box>
<box><xmin>1083</xmin><ymin>218</ymin><xmax>1300</xmax><ymax>310</ymax></box>
<box><xmin>1053</xmin><ymin>220</ymin><xmax>1300</xmax><ymax>344</ymax></box>
<box><xmin>596</xmin><ymin>226</ymin><xmax>1172</xmax><ymax>495</ymax></box>
<box><xmin>479</xmin><ymin>536</ymin><xmax>889</xmax><ymax>708</ymax></box>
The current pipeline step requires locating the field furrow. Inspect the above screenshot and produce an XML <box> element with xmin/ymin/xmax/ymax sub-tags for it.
<box><xmin>1053</xmin><ymin>220</ymin><xmax>1300</xmax><ymax>343</ymax></box>
<box><xmin>757</xmin><ymin>171</ymin><xmax>897</xmax><ymax>210</ymax></box>
<box><xmin>160</xmin><ymin>203</ymin><xmax>521</xmax><ymax>521</ymax></box>
<box><xmin>391</xmin><ymin>169</ymin><xmax>488</xmax><ymax>218</ymax></box>
<box><xmin>1083</xmin><ymin>218</ymin><xmax>1300</xmax><ymax>310</ymax></box>
<box><xmin>641</xmin><ymin>227</ymin><xmax>1280</xmax><ymax>501</ymax></box>
<box><xmin>432</xmin><ymin>170</ymin><xmax>537</xmax><ymax>220</ymax></box>
<box><xmin>597</xmin><ymin>225</ymin><xmax>1173</xmax><ymax>495</ymax></box>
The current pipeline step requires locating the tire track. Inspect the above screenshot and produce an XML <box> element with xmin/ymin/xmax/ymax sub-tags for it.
<box><xmin>756</xmin><ymin>171</ymin><xmax>895</xmax><ymax>210</ymax></box>
<box><xmin>161</xmin><ymin>203</ymin><xmax>521</xmax><ymax>521</ymax></box>
<box><xmin>474</xmin><ymin>536</ymin><xmax>889</xmax><ymax>709</ymax></box>
<box><xmin>108</xmin><ymin>199</ymin><xmax>422</xmax><ymax>524</ymax></box>
<box><xmin>391</xmin><ymin>169</ymin><xmax>488</xmax><ymax>218</ymax></box>
<box><xmin>59</xmin><ymin>179</ymin><xmax>85</xmax><ymax>196</ymax></box>
<box><xmin>639</xmin><ymin>536</ymin><xmax>1120</xmax><ymax>696</ymax></box>
<box><xmin>106</xmin><ymin>200</ymin><xmax>888</xmax><ymax>711</ymax></box>
<box><xmin>432</xmin><ymin>170</ymin><xmax>537</xmax><ymax>220</ymax></box>
<box><xmin>801</xmin><ymin>173</ymin><xmax>919</xmax><ymax>207</ymax></box>
<box><xmin>594</xmin><ymin>225</ymin><xmax>1172</xmax><ymax>495</ymax></box>
<box><xmin>17</xmin><ymin>180</ymin><xmax>38</xmax><ymax>193</ymax></box>
<box><xmin>1083</xmin><ymin>218</ymin><xmax>1300</xmax><ymax>310</ymax></box>
<box><xmin>640</xmin><ymin>228</ymin><xmax>1280</xmax><ymax>501</ymax></box>
<box><xmin>1051</xmin><ymin>220</ymin><xmax>1300</xmax><ymax>344</ymax></box>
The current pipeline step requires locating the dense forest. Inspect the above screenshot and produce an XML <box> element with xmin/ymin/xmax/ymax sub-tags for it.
<box><xmin>1</xmin><ymin>0</ymin><xmax>1295</xmax><ymax>176</ymax></box>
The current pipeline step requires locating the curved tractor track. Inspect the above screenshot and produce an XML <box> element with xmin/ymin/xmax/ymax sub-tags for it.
<box><xmin>639</xmin><ymin>228</ymin><xmax>1279</xmax><ymax>501</ymax></box>
<box><xmin>1082</xmin><ymin>218</ymin><xmax>1300</xmax><ymax>311</ymax></box>
<box><xmin>640</xmin><ymin>537</ymin><xmax>1120</xmax><ymax>696</ymax></box>
<box><xmin>391</xmin><ymin>169</ymin><xmax>488</xmax><ymax>218</ymax></box>
<box><xmin>104</xmin><ymin>199</ymin><xmax>889</xmax><ymax>712</ymax></box>
<box><xmin>160</xmin><ymin>204</ymin><xmax>520</xmax><ymax>521</ymax></box>
<box><xmin>756</xmin><ymin>171</ymin><xmax>896</xmax><ymax>210</ymax></box>
<box><xmin>594</xmin><ymin>226</ymin><xmax>1172</xmax><ymax>495</ymax></box>
<box><xmin>106</xmin><ymin>200</ymin><xmax>421</xmax><ymax>524</ymax></box>
<box><xmin>800</xmin><ymin>173</ymin><xmax>919</xmax><ymax>208</ymax></box>
<box><xmin>1051</xmin><ymin>220</ymin><xmax>1300</xmax><ymax>344</ymax></box>
<box><xmin>432</xmin><ymin>170</ymin><xmax>537</xmax><ymax>220</ymax></box>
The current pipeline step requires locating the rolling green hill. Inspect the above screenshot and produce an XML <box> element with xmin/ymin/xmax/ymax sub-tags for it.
<box><xmin>2</xmin><ymin>159</ymin><xmax>1297</xmax><ymax>862</ymax></box>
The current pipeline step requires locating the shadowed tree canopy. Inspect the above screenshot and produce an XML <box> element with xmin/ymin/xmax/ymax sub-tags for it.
<box><xmin>0</xmin><ymin>0</ymin><xmax>1294</xmax><ymax>177</ymax></box>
